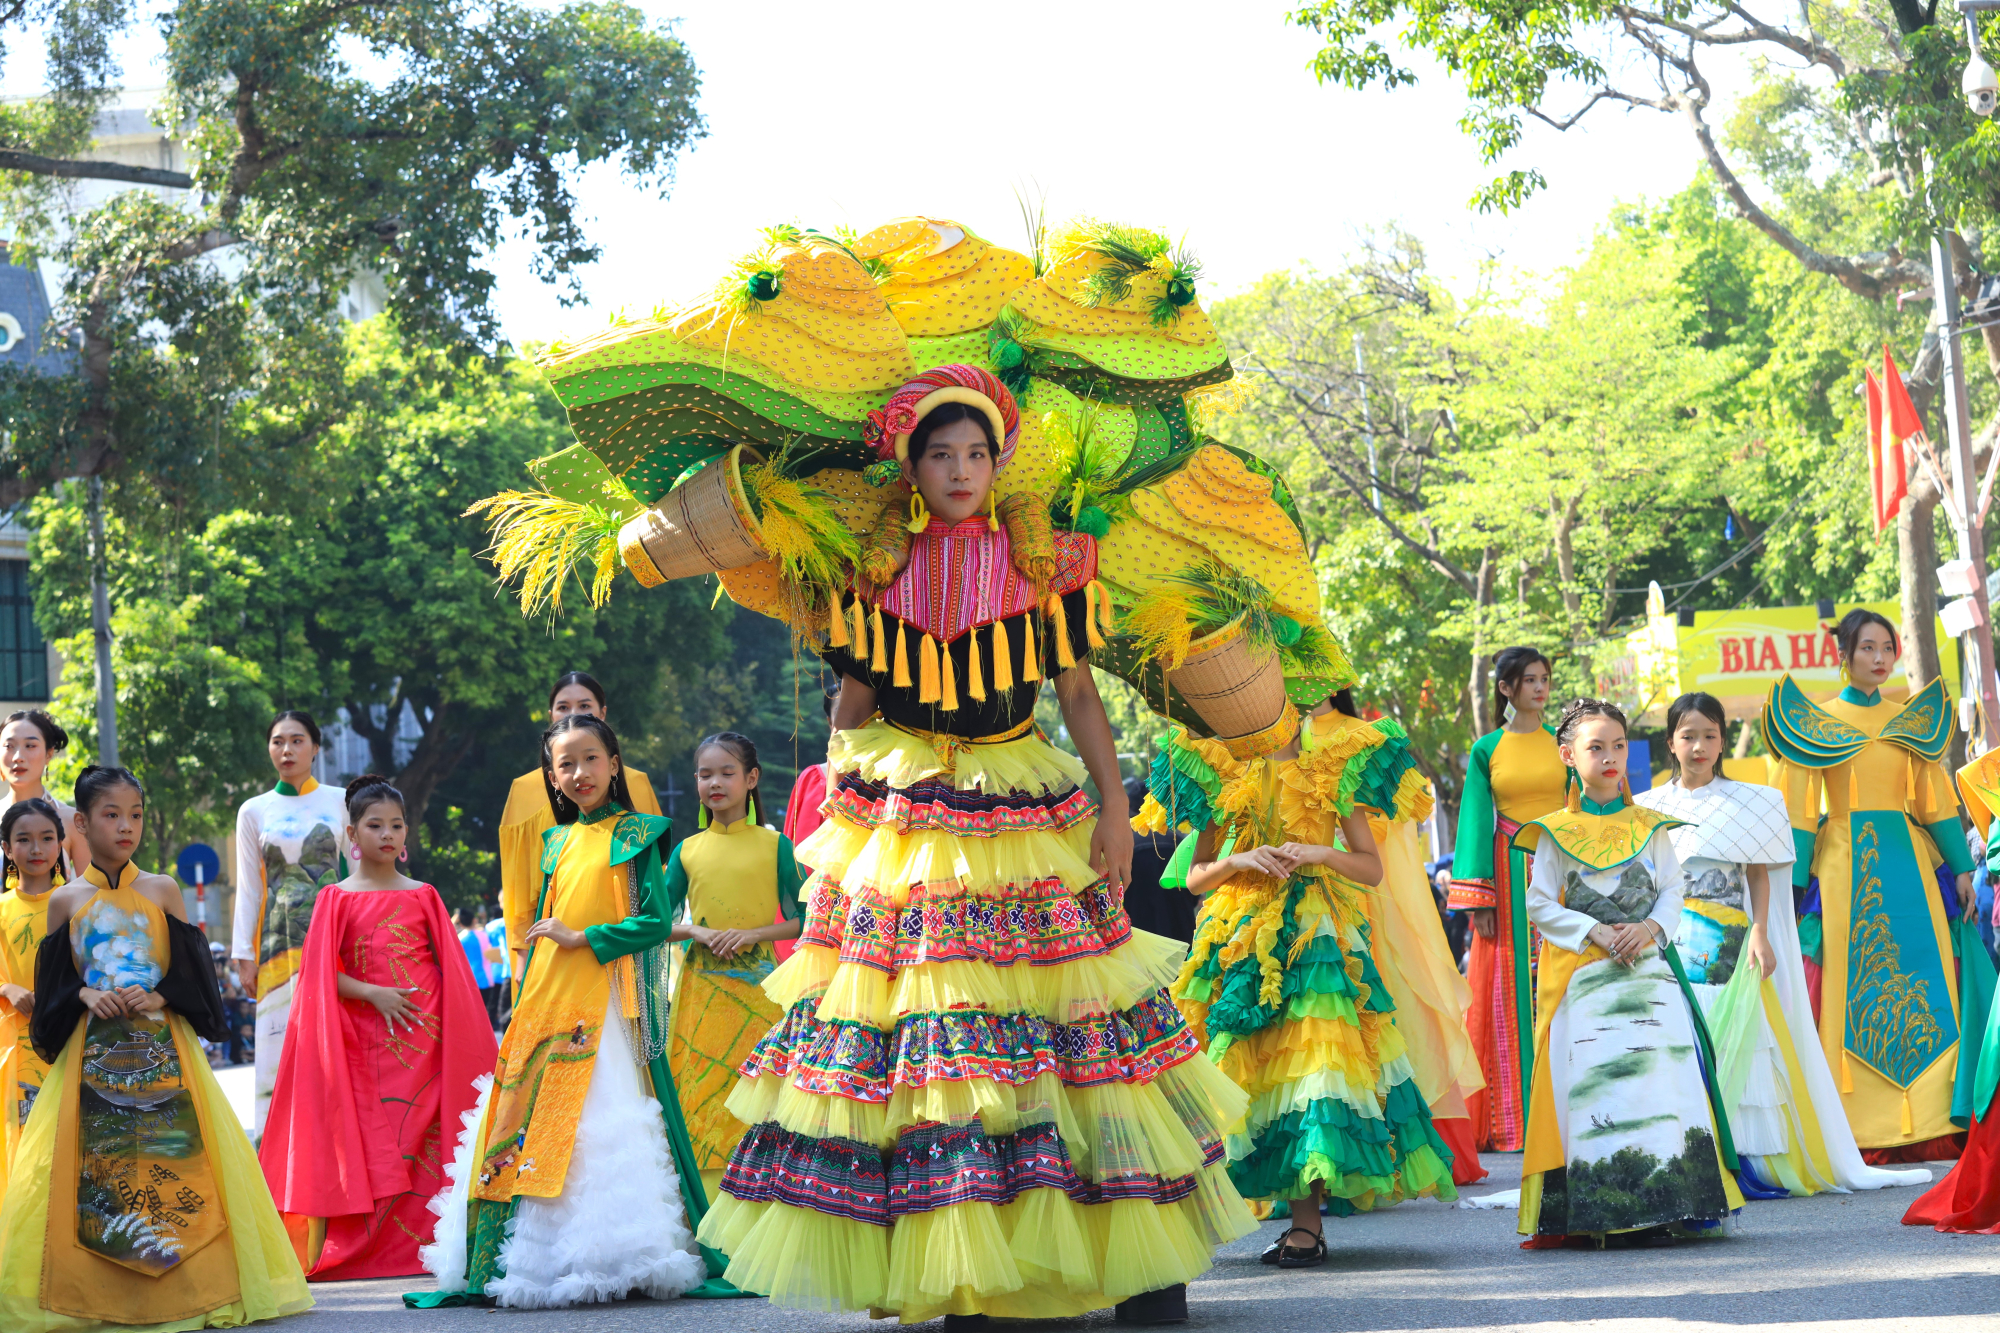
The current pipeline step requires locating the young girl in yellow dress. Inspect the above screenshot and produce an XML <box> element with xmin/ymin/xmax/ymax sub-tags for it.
<box><xmin>0</xmin><ymin>798</ymin><xmax>68</xmax><ymax>1182</ymax></box>
<box><xmin>417</xmin><ymin>715</ymin><xmax>730</xmax><ymax>1308</ymax></box>
<box><xmin>1516</xmin><ymin>700</ymin><xmax>1745</xmax><ymax>1246</ymax></box>
<box><xmin>665</xmin><ymin>732</ymin><xmax>803</xmax><ymax>1203</ymax></box>
<box><xmin>1169</xmin><ymin>697</ymin><xmax>1459</xmax><ymax>1267</ymax></box>
<box><xmin>0</xmin><ymin>766</ymin><xmax>311</xmax><ymax>1330</ymax></box>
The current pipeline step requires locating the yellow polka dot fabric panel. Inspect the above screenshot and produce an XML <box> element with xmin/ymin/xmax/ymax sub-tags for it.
<box><xmin>1166</xmin><ymin>448</ymin><xmax>1304</xmax><ymax>553</ymax></box>
<box><xmin>1030</xmin><ymin>328</ymin><xmax>1229</xmax><ymax>380</ymax></box>
<box><xmin>1097</xmin><ymin>515</ymin><xmax>1210</xmax><ymax>600</ymax></box>
<box><xmin>1127</xmin><ymin>488</ymin><xmax>1320</xmax><ymax>622</ymax></box>
<box><xmin>909</xmin><ymin>330</ymin><xmax>995</xmax><ymax>374</ymax></box>
<box><xmin>806</xmin><ymin>465</ymin><xmax>893</xmax><ymax>537</ymax></box>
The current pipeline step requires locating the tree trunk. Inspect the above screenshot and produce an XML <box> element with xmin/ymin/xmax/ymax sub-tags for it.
<box><xmin>1552</xmin><ymin>494</ymin><xmax>1583</xmax><ymax>636</ymax></box>
<box><xmin>1467</xmin><ymin>547</ymin><xmax>1499</xmax><ymax>737</ymax></box>
<box><xmin>393</xmin><ymin>700</ymin><xmax>475</xmax><ymax>846</ymax></box>
<box><xmin>1898</xmin><ymin>486</ymin><xmax>1943</xmax><ymax>694</ymax></box>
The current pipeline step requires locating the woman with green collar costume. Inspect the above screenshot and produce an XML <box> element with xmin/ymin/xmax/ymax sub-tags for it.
<box><xmin>1761</xmin><ymin>610</ymin><xmax>1975</xmax><ymax>1161</ymax></box>
<box><xmin>1516</xmin><ymin>699</ymin><xmax>1745</xmax><ymax>1245</ymax></box>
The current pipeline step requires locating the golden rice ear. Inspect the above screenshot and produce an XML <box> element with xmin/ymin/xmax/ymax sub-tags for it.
<box><xmin>1000</xmin><ymin>492</ymin><xmax>1057</xmax><ymax>587</ymax></box>
<box><xmin>860</xmin><ymin>480</ymin><xmax>914</xmax><ymax>586</ymax></box>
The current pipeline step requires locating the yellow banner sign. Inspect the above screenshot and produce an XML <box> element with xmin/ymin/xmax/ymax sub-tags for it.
<box><xmin>1674</xmin><ymin>601</ymin><xmax>1958</xmax><ymax>719</ymax></box>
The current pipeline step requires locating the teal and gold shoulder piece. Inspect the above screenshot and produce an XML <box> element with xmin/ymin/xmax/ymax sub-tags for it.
<box><xmin>608</xmin><ymin>811</ymin><xmax>672</xmax><ymax>867</ymax></box>
<box><xmin>539</xmin><ymin>822</ymin><xmax>570</xmax><ymax>876</ymax></box>
<box><xmin>1761</xmin><ymin>674</ymin><xmax>1869</xmax><ymax>769</ymax></box>
<box><xmin>1513</xmin><ymin>806</ymin><xmax>1688</xmax><ymax>872</ymax></box>
<box><xmin>1877</xmin><ymin>676</ymin><xmax>1952</xmax><ymax>762</ymax></box>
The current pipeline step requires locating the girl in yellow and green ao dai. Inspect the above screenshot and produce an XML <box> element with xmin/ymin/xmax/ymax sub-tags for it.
<box><xmin>665</xmin><ymin>733</ymin><xmax>803</xmax><ymax>1201</ymax></box>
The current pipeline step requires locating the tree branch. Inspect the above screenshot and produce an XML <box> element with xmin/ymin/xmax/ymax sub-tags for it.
<box><xmin>1528</xmin><ymin>86</ymin><xmax>1669</xmax><ymax>131</ymax></box>
<box><xmin>0</xmin><ymin>150</ymin><xmax>194</xmax><ymax>190</ymax></box>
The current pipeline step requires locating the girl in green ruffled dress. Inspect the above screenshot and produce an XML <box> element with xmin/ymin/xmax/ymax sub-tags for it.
<box><xmin>1158</xmin><ymin>699</ymin><xmax>1459</xmax><ymax>1267</ymax></box>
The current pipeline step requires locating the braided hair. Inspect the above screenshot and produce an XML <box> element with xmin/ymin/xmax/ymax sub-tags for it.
<box><xmin>1554</xmin><ymin>697</ymin><xmax>1628</xmax><ymax>747</ymax></box>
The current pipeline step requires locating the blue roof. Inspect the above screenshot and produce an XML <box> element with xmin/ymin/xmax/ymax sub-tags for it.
<box><xmin>0</xmin><ymin>248</ymin><xmax>73</xmax><ymax>376</ymax></box>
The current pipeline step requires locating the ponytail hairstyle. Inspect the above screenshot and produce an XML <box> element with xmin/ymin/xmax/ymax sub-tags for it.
<box><xmin>1663</xmin><ymin>692</ymin><xmax>1728</xmax><ymax>776</ymax></box>
<box><xmin>1833</xmin><ymin>608</ymin><xmax>1899</xmax><ymax>664</ymax></box>
<box><xmin>693</xmin><ymin>731</ymin><xmax>763</xmax><ymax>827</ymax></box>
<box><xmin>268</xmin><ymin>709</ymin><xmax>322</xmax><ymax>748</ymax></box>
<box><xmin>0</xmin><ymin>795</ymin><xmax>65</xmax><ymax>890</ymax></box>
<box><xmin>74</xmin><ymin>764</ymin><xmax>144</xmax><ymax>815</ymax></box>
<box><xmin>540</xmin><ymin>714</ymin><xmax>634</xmax><ymax>824</ymax></box>
<box><xmin>1</xmin><ymin>709</ymin><xmax>68</xmax><ymax>755</ymax></box>
<box><xmin>344</xmin><ymin>773</ymin><xmax>406</xmax><ymax>823</ymax></box>
<box><xmin>1493</xmin><ymin>645</ymin><xmax>1554</xmax><ymax>723</ymax></box>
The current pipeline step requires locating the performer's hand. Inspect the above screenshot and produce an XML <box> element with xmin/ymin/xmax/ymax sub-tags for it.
<box><xmin>1272</xmin><ymin>842</ymin><xmax>1328</xmax><ymax>869</ymax></box>
<box><xmin>525</xmin><ymin>917</ymin><xmax>586</xmax><ymax>950</ymax></box>
<box><xmin>366</xmin><ymin>984</ymin><xmax>421</xmax><ymax>1032</ymax></box>
<box><xmin>1609</xmin><ymin>922</ymin><xmax>1657</xmax><ymax>965</ymax></box>
<box><xmin>79</xmin><ymin>986</ymin><xmax>127</xmax><ymax>1019</ymax></box>
<box><xmin>706</xmin><ymin>929</ymin><xmax>754</xmax><ymax>959</ymax></box>
<box><xmin>0</xmin><ymin>982</ymin><xmax>31</xmax><ymax>1016</ymax></box>
<box><xmin>1471</xmin><ymin>908</ymin><xmax>1497</xmax><ymax>941</ymax></box>
<box><xmin>1231</xmin><ymin>845</ymin><xmax>1297</xmax><ymax>880</ymax></box>
<box><xmin>234</xmin><ymin>959</ymin><xmax>260</xmax><ymax>1000</ymax></box>
<box><xmin>1745</xmin><ymin>921</ymin><xmax>1776</xmax><ymax>980</ymax></box>
<box><xmin>120</xmin><ymin>987</ymin><xmax>168</xmax><ymax>1017</ymax></box>
<box><xmin>1958</xmin><ymin>872</ymin><xmax>1976</xmax><ymax>921</ymax></box>
<box><xmin>1089</xmin><ymin>815</ymin><xmax>1134</xmax><ymax>895</ymax></box>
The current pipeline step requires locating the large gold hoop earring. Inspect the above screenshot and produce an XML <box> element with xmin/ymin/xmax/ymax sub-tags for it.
<box><xmin>906</xmin><ymin>490</ymin><xmax>931</xmax><ymax>535</ymax></box>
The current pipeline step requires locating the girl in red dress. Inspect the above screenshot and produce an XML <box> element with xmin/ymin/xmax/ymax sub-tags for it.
<box><xmin>259</xmin><ymin>776</ymin><xmax>497</xmax><ymax>1279</ymax></box>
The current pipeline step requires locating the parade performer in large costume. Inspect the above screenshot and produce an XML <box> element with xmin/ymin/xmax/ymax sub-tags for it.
<box><xmin>233</xmin><ymin>711</ymin><xmax>347</xmax><ymax>1136</ymax></box>
<box><xmin>0</xmin><ymin>766</ymin><xmax>311</xmax><ymax>1330</ymax></box>
<box><xmin>1160</xmin><ymin>698</ymin><xmax>1459</xmax><ymax>1267</ymax></box>
<box><xmin>0</xmin><ymin>798</ymin><xmax>66</xmax><ymax>1183</ymax></box>
<box><xmin>259</xmin><ymin>776</ymin><xmax>497</xmax><ymax>1280</ymax></box>
<box><xmin>1638</xmin><ymin>692</ymin><xmax>1928</xmax><ymax>1198</ymax></box>
<box><xmin>497</xmin><ymin>672</ymin><xmax>662</xmax><ymax>981</ymax></box>
<box><xmin>695</xmin><ymin>364</ymin><xmax>1255</xmax><ymax>1322</ymax></box>
<box><xmin>1763</xmin><ymin>610</ymin><xmax>1974</xmax><ymax>1161</ymax></box>
<box><xmin>1517</xmin><ymin>700</ymin><xmax>1745</xmax><ymax>1245</ymax></box>
<box><xmin>1449</xmin><ymin>646</ymin><xmax>1563</xmax><ymax>1153</ymax></box>
<box><xmin>416</xmin><ymin>715</ymin><xmax>730</xmax><ymax>1308</ymax></box>
<box><xmin>464</xmin><ymin>215</ymin><xmax>1389</xmax><ymax>1320</ymax></box>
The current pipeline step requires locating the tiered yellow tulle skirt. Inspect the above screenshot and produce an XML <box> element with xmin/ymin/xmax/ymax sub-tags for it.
<box><xmin>696</xmin><ymin>719</ymin><xmax>1256</xmax><ymax>1321</ymax></box>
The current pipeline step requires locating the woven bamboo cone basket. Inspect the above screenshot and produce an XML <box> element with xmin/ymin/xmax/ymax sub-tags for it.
<box><xmin>1167</xmin><ymin>616</ymin><xmax>1288</xmax><ymax>741</ymax></box>
<box><xmin>619</xmin><ymin>444</ymin><xmax>768</xmax><ymax>585</ymax></box>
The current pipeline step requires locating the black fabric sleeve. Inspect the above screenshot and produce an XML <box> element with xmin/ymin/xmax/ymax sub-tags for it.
<box><xmin>158</xmin><ymin>915</ymin><xmax>229</xmax><ymax>1043</ymax></box>
<box><xmin>30</xmin><ymin>927</ymin><xmax>84</xmax><ymax>1064</ymax></box>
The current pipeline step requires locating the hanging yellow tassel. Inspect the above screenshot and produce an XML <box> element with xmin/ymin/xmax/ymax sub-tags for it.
<box><xmin>966</xmin><ymin>626</ymin><xmax>986</xmax><ymax>700</ymax></box>
<box><xmin>893</xmin><ymin>619</ymin><xmax>912</xmax><ymax>688</ymax></box>
<box><xmin>1901</xmin><ymin>1088</ymin><xmax>1914</xmax><ymax>1138</ymax></box>
<box><xmin>906</xmin><ymin>490</ymin><xmax>931</xmax><ymax>535</ymax></box>
<box><xmin>850</xmin><ymin>599</ymin><xmax>868</xmax><ymax>654</ymax></box>
<box><xmin>828</xmin><ymin>595</ymin><xmax>850</xmax><ymax>648</ymax></box>
<box><xmin>1022</xmin><ymin>614</ymin><xmax>1041</xmax><ymax>683</ymax></box>
<box><xmin>991</xmin><ymin>619</ymin><xmax>1014</xmax><ymax>692</ymax></box>
<box><xmin>1840</xmin><ymin>1050</ymin><xmax>1854</xmax><ymax>1093</ymax></box>
<box><xmin>940</xmin><ymin>640</ymin><xmax>960</xmax><ymax>711</ymax></box>
<box><xmin>870</xmin><ymin>605</ymin><xmax>888</xmax><ymax>673</ymax></box>
<box><xmin>919</xmin><ymin>632</ymin><xmax>942</xmax><ymax>703</ymax></box>
<box><xmin>1906</xmin><ymin>759</ymin><xmax>1918</xmax><ymax>808</ymax></box>
<box><xmin>1087</xmin><ymin>579</ymin><xmax>1115</xmax><ymax>645</ymax></box>
<box><xmin>1080</xmin><ymin>583</ymin><xmax>1106</xmax><ymax>650</ymax></box>
<box><xmin>1048</xmin><ymin>595</ymin><xmax>1076</xmax><ymax>669</ymax></box>
<box><xmin>1565</xmin><ymin>769</ymin><xmax>1582</xmax><ymax>813</ymax></box>
<box><xmin>985</xmin><ymin>491</ymin><xmax>1000</xmax><ymax>533</ymax></box>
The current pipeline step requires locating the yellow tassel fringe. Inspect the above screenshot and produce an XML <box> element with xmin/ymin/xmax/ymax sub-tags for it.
<box><xmin>1049</xmin><ymin>597</ymin><xmax>1076</xmax><ymax>669</ymax></box>
<box><xmin>992</xmin><ymin>619</ymin><xmax>1014</xmax><ymax>692</ymax></box>
<box><xmin>893</xmin><ymin>619</ymin><xmax>912</xmax><ymax>688</ymax></box>
<box><xmin>1023</xmin><ymin>614</ymin><xmax>1041</xmax><ymax>682</ymax></box>
<box><xmin>919</xmin><ymin>633</ymin><xmax>942</xmax><ymax>703</ymax></box>
<box><xmin>829</xmin><ymin>596</ymin><xmax>850</xmax><ymax>648</ymax></box>
<box><xmin>870</xmin><ymin>605</ymin><xmax>887</xmax><ymax>672</ymax></box>
<box><xmin>966</xmin><ymin>628</ymin><xmax>986</xmax><ymax>701</ymax></box>
<box><xmin>941</xmin><ymin>641</ymin><xmax>960</xmax><ymax>711</ymax></box>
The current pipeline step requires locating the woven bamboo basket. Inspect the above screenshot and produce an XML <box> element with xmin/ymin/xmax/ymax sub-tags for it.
<box><xmin>1167</xmin><ymin>616</ymin><xmax>1288</xmax><ymax>741</ymax></box>
<box><xmin>619</xmin><ymin>444</ymin><xmax>767</xmax><ymax>586</ymax></box>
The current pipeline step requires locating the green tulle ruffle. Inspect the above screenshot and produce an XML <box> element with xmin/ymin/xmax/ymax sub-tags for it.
<box><xmin>1228</xmin><ymin>1076</ymin><xmax>1457</xmax><ymax>1207</ymax></box>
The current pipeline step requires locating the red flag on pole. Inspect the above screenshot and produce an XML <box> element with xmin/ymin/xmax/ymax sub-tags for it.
<box><xmin>1865</xmin><ymin>369</ymin><xmax>1887</xmax><ymax>531</ymax></box>
<box><xmin>1880</xmin><ymin>347</ymin><xmax>1918</xmax><ymax>527</ymax></box>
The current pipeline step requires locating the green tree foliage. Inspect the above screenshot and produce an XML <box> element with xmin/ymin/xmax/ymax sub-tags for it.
<box><xmin>29</xmin><ymin>319</ymin><xmax>731</xmax><ymax>895</ymax></box>
<box><xmin>0</xmin><ymin>0</ymin><xmax>704</xmax><ymax>503</ymax></box>
<box><xmin>1209</xmin><ymin>185</ymin><xmax>1942</xmax><ymax>806</ymax></box>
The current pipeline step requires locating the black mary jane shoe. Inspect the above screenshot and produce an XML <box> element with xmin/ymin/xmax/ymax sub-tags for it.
<box><xmin>1273</xmin><ymin>1226</ymin><xmax>1327</xmax><ymax>1268</ymax></box>
<box><xmin>1114</xmin><ymin>1284</ymin><xmax>1188</xmax><ymax>1325</ymax></box>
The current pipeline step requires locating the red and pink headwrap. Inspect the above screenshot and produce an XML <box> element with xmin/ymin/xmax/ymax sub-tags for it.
<box><xmin>864</xmin><ymin>364</ymin><xmax>1020</xmax><ymax>470</ymax></box>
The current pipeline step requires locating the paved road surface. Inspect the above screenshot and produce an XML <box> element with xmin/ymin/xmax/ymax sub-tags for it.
<box><xmin>294</xmin><ymin>1152</ymin><xmax>2000</xmax><ymax>1332</ymax></box>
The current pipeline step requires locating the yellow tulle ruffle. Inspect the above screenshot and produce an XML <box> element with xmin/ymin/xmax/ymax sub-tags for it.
<box><xmin>798</xmin><ymin>818</ymin><xmax>1103</xmax><ymax>901</ymax></box>
<box><xmin>703</xmin><ymin>1168</ymin><xmax>1253</xmax><ymax>1321</ymax></box>
<box><xmin>0</xmin><ymin>1018</ymin><xmax>313</xmax><ymax>1331</ymax></box>
<box><xmin>823</xmin><ymin>718</ymin><xmax>1088</xmax><ymax>802</ymax></box>
<box><xmin>766</xmin><ymin>928</ymin><xmax>1185</xmax><ymax>1027</ymax></box>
